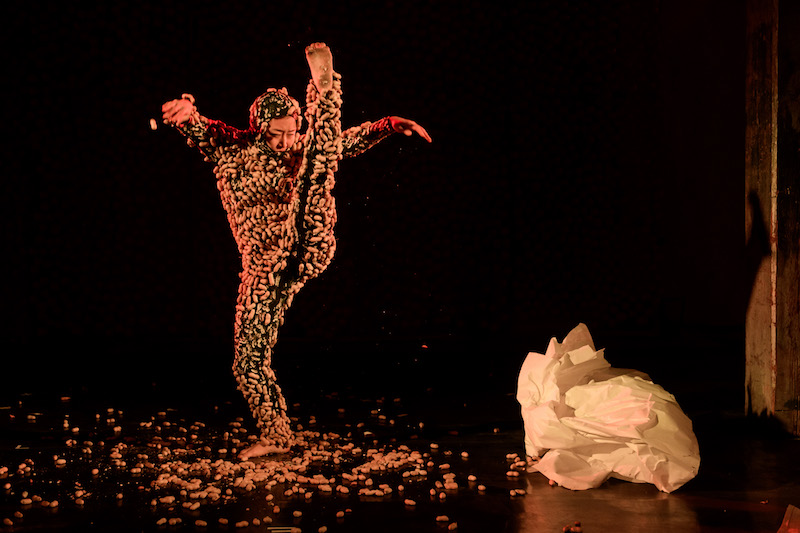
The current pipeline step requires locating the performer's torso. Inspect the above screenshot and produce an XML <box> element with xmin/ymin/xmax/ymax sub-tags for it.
<box><xmin>213</xmin><ymin>142</ymin><xmax>305</xmax><ymax>273</ymax></box>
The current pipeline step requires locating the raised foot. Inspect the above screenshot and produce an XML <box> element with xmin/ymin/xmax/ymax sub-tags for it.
<box><xmin>238</xmin><ymin>443</ymin><xmax>290</xmax><ymax>461</ymax></box>
<box><xmin>306</xmin><ymin>42</ymin><xmax>333</xmax><ymax>91</ymax></box>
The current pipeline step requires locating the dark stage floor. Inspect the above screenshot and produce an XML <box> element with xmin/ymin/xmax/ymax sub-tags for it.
<box><xmin>1</xmin><ymin>340</ymin><xmax>798</xmax><ymax>533</ymax></box>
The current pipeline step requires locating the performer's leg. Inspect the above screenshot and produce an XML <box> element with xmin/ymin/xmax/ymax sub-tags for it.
<box><xmin>298</xmin><ymin>176</ymin><xmax>337</xmax><ymax>281</ymax></box>
<box><xmin>295</xmin><ymin>71</ymin><xmax>342</xmax><ymax>284</ymax></box>
<box><xmin>232</xmin><ymin>274</ymin><xmax>294</xmax><ymax>459</ymax></box>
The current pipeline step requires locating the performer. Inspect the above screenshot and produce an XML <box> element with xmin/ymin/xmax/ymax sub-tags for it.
<box><xmin>161</xmin><ymin>43</ymin><xmax>431</xmax><ymax>459</ymax></box>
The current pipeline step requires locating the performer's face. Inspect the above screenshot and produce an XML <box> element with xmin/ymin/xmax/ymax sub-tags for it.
<box><xmin>262</xmin><ymin>116</ymin><xmax>298</xmax><ymax>152</ymax></box>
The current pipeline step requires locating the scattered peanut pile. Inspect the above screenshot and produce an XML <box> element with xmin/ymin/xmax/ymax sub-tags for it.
<box><xmin>0</xmin><ymin>396</ymin><xmax>542</xmax><ymax>531</ymax></box>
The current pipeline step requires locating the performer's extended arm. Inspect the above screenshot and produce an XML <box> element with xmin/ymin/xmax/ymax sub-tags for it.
<box><xmin>161</xmin><ymin>95</ymin><xmax>250</xmax><ymax>162</ymax></box>
<box><xmin>341</xmin><ymin>116</ymin><xmax>432</xmax><ymax>159</ymax></box>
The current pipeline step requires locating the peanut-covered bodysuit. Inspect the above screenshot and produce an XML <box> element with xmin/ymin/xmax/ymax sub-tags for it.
<box><xmin>170</xmin><ymin>73</ymin><xmax>393</xmax><ymax>447</ymax></box>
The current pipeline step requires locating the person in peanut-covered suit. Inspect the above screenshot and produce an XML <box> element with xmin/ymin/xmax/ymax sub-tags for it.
<box><xmin>162</xmin><ymin>43</ymin><xmax>431</xmax><ymax>459</ymax></box>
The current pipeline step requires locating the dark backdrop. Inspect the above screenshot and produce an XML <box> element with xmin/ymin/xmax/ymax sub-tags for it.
<box><xmin>4</xmin><ymin>1</ymin><xmax>746</xmax><ymax>411</ymax></box>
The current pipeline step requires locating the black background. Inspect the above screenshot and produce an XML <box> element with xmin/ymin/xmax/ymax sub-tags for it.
<box><xmin>5</xmin><ymin>1</ymin><xmax>746</xmax><ymax>409</ymax></box>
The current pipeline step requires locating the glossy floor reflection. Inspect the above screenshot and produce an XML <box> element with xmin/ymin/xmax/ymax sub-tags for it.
<box><xmin>1</xmin><ymin>350</ymin><xmax>798</xmax><ymax>533</ymax></box>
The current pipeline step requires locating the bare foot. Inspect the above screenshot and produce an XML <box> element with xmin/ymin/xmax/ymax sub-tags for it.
<box><xmin>238</xmin><ymin>443</ymin><xmax>290</xmax><ymax>461</ymax></box>
<box><xmin>306</xmin><ymin>42</ymin><xmax>333</xmax><ymax>91</ymax></box>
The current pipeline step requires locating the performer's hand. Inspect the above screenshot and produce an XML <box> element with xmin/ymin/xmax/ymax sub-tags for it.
<box><xmin>161</xmin><ymin>98</ymin><xmax>194</xmax><ymax>126</ymax></box>
<box><xmin>389</xmin><ymin>116</ymin><xmax>433</xmax><ymax>142</ymax></box>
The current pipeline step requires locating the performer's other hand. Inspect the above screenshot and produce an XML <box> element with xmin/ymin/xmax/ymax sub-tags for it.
<box><xmin>389</xmin><ymin>117</ymin><xmax>432</xmax><ymax>142</ymax></box>
<box><xmin>161</xmin><ymin>98</ymin><xmax>194</xmax><ymax>125</ymax></box>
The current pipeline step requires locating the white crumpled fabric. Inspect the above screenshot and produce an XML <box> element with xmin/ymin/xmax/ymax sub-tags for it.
<box><xmin>517</xmin><ymin>323</ymin><xmax>700</xmax><ymax>492</ymax></box>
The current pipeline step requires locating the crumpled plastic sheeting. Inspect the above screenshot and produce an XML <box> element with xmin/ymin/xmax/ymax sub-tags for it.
<box><xmin>517</xmin><ymin>323</ymin><xmax>700</xmax><ymax>492</ymax></box>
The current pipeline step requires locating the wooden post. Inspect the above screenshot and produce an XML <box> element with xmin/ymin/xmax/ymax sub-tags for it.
<box><xmin>745</xmin><ymin>0</ymin><xmax>800</xmax><ymax>436</ymax></box>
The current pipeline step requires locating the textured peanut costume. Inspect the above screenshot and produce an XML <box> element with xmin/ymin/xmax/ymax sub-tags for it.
<box><xmin>169</xmin><ymin>73</ymin><xmax>394</xmax><ymax>447</ymax></box>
